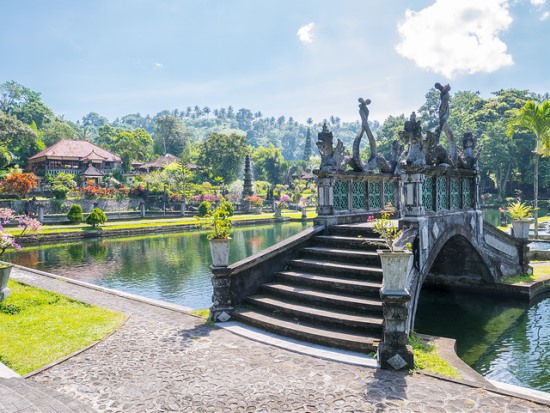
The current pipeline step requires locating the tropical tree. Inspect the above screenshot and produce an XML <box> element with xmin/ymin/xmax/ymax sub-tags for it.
<box><xmin>111</xmin><ymin>128</ymin><xmax>154</xmax><ymax>170</ymax></box>
<box><xmin>1</xmin><ymin>172</ymin><xmax>37</xmax><ymax>197</ymax></box>
<box><xmin>507</xmin><ymin>100</ymin><xmax>550</xmax><ymax>237</ymax></box>
<box><xmin>252</xmin><ymin>145</ymin><xmax>288</xmax><ymax>185</ymax></box>
<box><xmin>198</xmin><ymin>133</ymin><xmax>249</xmax><ymax>183</ymax></box>
<box><xmin>154</xmin><ymin>115</ymin><xmax>190</xmax><ymax>156</ymax></box>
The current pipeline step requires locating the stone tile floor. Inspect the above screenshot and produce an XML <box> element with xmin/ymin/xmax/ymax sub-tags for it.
<box><xmin>4</xmin><ymin>267</ymin><xmax>550</xmax><ymax>413</ymax></box>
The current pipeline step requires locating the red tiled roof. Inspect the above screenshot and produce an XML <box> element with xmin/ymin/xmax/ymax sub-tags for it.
<box><xmin>80</xmin><ymin>165</ymin><xmax>104</xmax><ymax>177</ymax></box>
<box><xmin>29</xmin><ymin>140</ymin><xmax>121</xmax><ymax>162</ymax></box>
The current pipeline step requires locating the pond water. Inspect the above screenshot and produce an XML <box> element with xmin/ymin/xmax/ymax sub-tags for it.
<box><xmin>6</xmin><ymin>221</ymin><xmax>311</xmax><ymax>309</ymax></box>
<box><xmin>415</xmin><ymin>288</ymin><xmax>550</xmax><ymax>393</ymax></box>
<box><xmin>6</xmin><ymin>221</ymin><xmax>550</xmax><ymax>394</ymax></box>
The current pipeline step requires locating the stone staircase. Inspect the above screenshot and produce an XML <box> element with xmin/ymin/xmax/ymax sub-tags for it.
<box><xmin>234</xmin><ymin>224</ymin><xmax>385</xmax><ymax>353</ymax></box>
<box><xmin>0</xmin><ymin>377</ymin><xmax>95</xmax><ymax>413</ymax></box>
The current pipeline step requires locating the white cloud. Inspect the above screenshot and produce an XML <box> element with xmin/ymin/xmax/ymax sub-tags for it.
<box><xmin>395</xmin><ymin>0</ymin><xmax>513</xmax><ymax>78</ymax></box>
<box><xmin>297</xmin><ymin>22</ymin><xmax>315</xmax><ymax>44</ymax></box>
<box><xmin>531</xmin><ymin>0</ymin><xmax>546</xmax><ymax>6</ymax></box>
<box><xmin>541</xmin><ymin>11</ymin><xmax>550</xmax><ymax>20</ymax></box>
<box><xmin>153</xmin><ymin>63</ymin><xmax>164</xmax><ymax>69</ymax></box>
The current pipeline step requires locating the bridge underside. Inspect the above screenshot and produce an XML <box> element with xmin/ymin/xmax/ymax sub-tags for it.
<box><xmin>425</xmin><ymin>234</ymin><xmax>493</xmax><ymax>288</ymax></box>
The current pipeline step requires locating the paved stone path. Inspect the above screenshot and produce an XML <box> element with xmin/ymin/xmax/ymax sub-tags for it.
<box><xmin>5</xmin><ymin>267</ymin><xmax>550</xmax><ymax>412</ymax></box>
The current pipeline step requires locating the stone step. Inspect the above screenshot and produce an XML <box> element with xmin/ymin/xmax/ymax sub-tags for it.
<box><xmin>262</xmin><ymin>283</ymin><xmax>383</xmax><ymax>313</ymax></box>
<box><xmin>245</xmin><ymin>295</ymin><xmax>384</xmax><ymax>331</ymax></box>
<box><xmin>314</xmin><ymin>235</ymin><xmax>383</xmax><ymax>250</ymax></box>
<box><xmin>234</xmin><ymin>309</ymin><xmax>380</xmax><ymax>353</ymax></box>
<box><xmin>289</xmin><ymin>258</ymin><xmax>383</xmax><ymax>279</ymax></box>
<box><xmin>329</xmin><ymin>224</ymin><xmax>381</xmax><ymax>237</ymax></box>
<box><xmin>0</xmin><ymin>377</ymin><xmax>95</xmax><ymax>413</ymax></box>
<box><xmin>300</xmin><ymin>246</ymin><xmax>381</xmax><ymax>263</ymax></box>
<box><xmin>275</xmin><ymin>270</ymin><xmax>382</xmax><ymax>297</ymax></box>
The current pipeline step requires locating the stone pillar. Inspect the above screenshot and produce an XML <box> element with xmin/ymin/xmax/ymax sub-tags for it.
<box><xmin>37</xmin><ymin>204</ymin><xmax>45</xmax><ymax>223</ymax></box>
<box><xmin>378</xmin><ymin>291</ymin><xmax>414</xmax><ymax>371</ymax></box>
<box><xmin>140</xmin><ymin>202</ymin><xmax>146</xmax><ymax>218</ymax></box>
<box><xmin>301</xmin><ymin>207</ymin><xmax>307</xmax><ymax>220</ymax></box>
<box><xmin>210</xmin><ymin>266</ymin><xmax>234</xmax><ymax>323</ymax></box>
<box><xmin>181</xmin><ymin>200</ymin><xmax>186</xmax><ymax>216</ymax></box>
<box><xmin>316</xmin><ymin>175</ymin><xmax>335</xmax><ymax>216</ymax></box>
<box><xmin>401</xmin><ymin>171</ymin><xmax>425</xmax><ymax>217</ymax></box>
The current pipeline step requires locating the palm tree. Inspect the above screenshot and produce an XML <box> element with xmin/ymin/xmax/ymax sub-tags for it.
<box><xmin>507</xmin><ymin>100</ymin><xmax>550</xmax><ymax>238</ymax></box>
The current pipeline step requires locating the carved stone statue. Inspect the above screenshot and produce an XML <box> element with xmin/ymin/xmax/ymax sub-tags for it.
<box><xmin>316</xmin><ymin>123</ymin><xmax>346</xmax><ymax>171</ymax></box>
<box><xmin>424</xmin><ymin>130</ymin><xmax>454</xmax><ymax>167</ymax></box>
<box><xmin>434</xmin><ymin>82</ymin><xmax>458</xmax><ymax>163</ymax></box>
<box><xmin>457</xmin><ymin>132</ymin><xmax>480</xmax><ymax>170</ymax></box>
<box><xmin>401</xmin><ymin>112</ymin><xmax>426</xmax><ymax>167</ymax></box>
<box><xmin>349</xmin><ymin>98</ymin><xmax>395</xmax><ymax>173</ymax></box>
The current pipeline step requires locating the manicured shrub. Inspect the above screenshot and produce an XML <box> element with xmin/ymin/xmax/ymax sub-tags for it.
<box><xmin>67</xmin><ymin>204</ymin><xmax>83</xmax><ymax>223</ymax></box>
<box><xmin>198</xmin><ymin>201</ymin><xmax>211</xmax><ymax>217</ymax></box>
<box><xmin>86</xmin><ymin>208</ymin><xmax>107</xmax><ymax>229</ymax></box>
<box><xmin>52</xmin><ymin>184</ymin><xmax>71</xmax><ymax>200</ymax></box>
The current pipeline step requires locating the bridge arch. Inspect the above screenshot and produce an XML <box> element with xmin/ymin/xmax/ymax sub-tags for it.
<box><xmin>408</xmin><ymin>222</ymin><xmax>495</xmax><ymax>330</ymax></box>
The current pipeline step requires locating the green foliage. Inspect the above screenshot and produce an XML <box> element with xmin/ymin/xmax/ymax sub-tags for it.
<box><xmin>0</xmin><ymin>280</ymin><xmax>124</xmax><ymax>374</ymax></box>
<box><xmin>409</xmin><ymin>332</ymin><xmax>460</xmax><ymax>379</ymax></box>
<box><xmin>368</xmin><ymin>210</ymin><xmax>404</xmax><ymax>252</ymax></box>
<box><xmin>203</xmin><ymin>200</ymin><xmax>232</xmax><ymax>240</ymax></box>
<box><xmin>86</xmin><ymin>208</ymin><xmax>107</xmax><ymax>228</ymax></box>
<box><xmin>154</xmin><ymin>115</ymin><xmax>190</xmax><ymax>156</ymax></box>
<box><xmin>500</xmin><ymin>274</ymin><xmax>536</xmax><ymax>284</ymax></box>
<box><xmin>67</xmin><ymin>204</ymin><xmax>84</xmax><ymax>223</ymax></box>
<box><xmin>219</xmin><ymin>198</ymin><xmax>234</xmax><ymax>216</ymax></box>
<box><xmin>41</xmin><ymin>120</ymin><xmax>76</xmax><ymax>147</ymax></box>
<box><xmin>198</xmin><ymin>201</ymin><xmax>211</xmax><ymax>217</ymax></box>
<box><xmin>51</xmin><ymin>184</ymin><xmax>70</xmax><ymax>200</ymax></box>
<box><xmin>252</xmin><ymin>145</ymin><xmax>288</xmax><ymax>184</ymax></box>
<box><xmin>198</xmin><ymin>132</ymin><xmax>250</xmax><ymax>183</ymax></box>
<box><xmin>506</xmin><ymin>200</ymin><xmax>532</xmax><ymax>221</ymax></box>
<box><xmin>111</xmin><ymin>128</ymin><xmax>154</xmax><ymax>171</ymax></box>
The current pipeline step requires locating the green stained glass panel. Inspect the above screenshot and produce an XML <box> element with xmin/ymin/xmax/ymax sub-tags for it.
<box><xmin>462</xmin><ymin>178</ymin><xmax>472</xmax><ymax>208</ymax></box>
<box><xmin>334</xmin><ymin>180</ymin><xmax>349</xmax><ymax>211</ymax></box>
<box><xmin>436</xmin><ymin>176</ymin><xmax>447</xmax><ymax>210</ymax></box>
<box><xmin>368</xmin><ymin>181</ymin><xmax>381</xmax><ymax>210</ymax></box>
<box><xmin>352</xmin><ymin>181</ymin><xmax>366</xmax><ymax>209</ymax></box>
<box><xmin>383</xmin><ymin>182</ymin><xmax>395</xmax><ymax>208</ymax></box>
<box><xmin>450</xmin><ymin>178</ymin><xmax>460</xmax><ymax>209</ymax></box>
<box><xmin>423</xmin><ymin>177</ymin><xmax>433</xmax><ymax>211</ymax></box>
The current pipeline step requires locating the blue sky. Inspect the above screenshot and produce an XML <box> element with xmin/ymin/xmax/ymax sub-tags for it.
<box><xmin>1</xmin><ymin>0</ymin><xmax>548</xmax><ymax>125</ymax></box>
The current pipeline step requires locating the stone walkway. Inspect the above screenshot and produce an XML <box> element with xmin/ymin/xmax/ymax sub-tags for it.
<box><xmin>4</xmin><ymin>266</ymin><xmax>550</xmax><ymax>413</ymax></box>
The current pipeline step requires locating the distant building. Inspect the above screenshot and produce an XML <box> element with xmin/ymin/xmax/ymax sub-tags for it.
<box><xmin>137</xmin><ymin>154</ymin><xmax>201</xmax><ymax>173</ymax></box>
<box><xmin>27</xmin><ymin>140</ymin><xmax>122</xmax><ymax>184</ymax></box>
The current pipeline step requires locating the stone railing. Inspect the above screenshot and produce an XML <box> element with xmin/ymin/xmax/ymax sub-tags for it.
<box><xmin>315</xmin><ymin>166</ymin><xmax>479</xmax><ymax>225</ymax></box>
<box><xmin>315</xmin><ymin>170</ymin><xmax>401</xmax><ymax>226</ymax></box>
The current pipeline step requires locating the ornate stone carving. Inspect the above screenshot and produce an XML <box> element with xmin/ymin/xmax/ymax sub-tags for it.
<box><xmin>349</xmin><ymin>98</ymin><xmax>397</xmax><ymax>173</ymax></box>
<box><xmin>457</xmin><ymin>132</ymin><xmax>481</xmax><ymax>170</ymax></box>
<box><xmin>316</xmin><ymin>123</ymin><xmax>346</xmax><ymax>171</ymax></box>
<box><xmin>401</xmin><ymin>112</ymin><xmax>426</xmax><ymax>167</ymax></box>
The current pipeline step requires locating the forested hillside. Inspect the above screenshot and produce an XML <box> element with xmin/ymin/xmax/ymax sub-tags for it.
<box><xmin>0</xmin><ymin>80</ymin><xmax>548</xmax><ymax>197</ymax></box>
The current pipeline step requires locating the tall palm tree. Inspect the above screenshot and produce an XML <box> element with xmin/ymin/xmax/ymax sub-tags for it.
<box><xmin>507</xmin><ymin>100</ymin><xmax>550</xmax><ymax>238</ymax></box>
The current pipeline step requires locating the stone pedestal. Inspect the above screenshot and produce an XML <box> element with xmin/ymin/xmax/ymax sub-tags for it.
<box><xmin>379</xmin><ymin>290</ymin><xmax>414</xmax><ymax>371</ymax></box>
<box><xmin>0</xmin><ymin>264</ymin><xmax>13</xmax><ymax>302</ymax></box>
<box><xmin>140</xmin><ymin>202</ymin><xmax>146</xmax><ymax>218</ymax></box>
<box><xmin>210</xmin><ymin>266</ymin><xmax>234</xmax><ymax>323</ymax></box>
<box><xmin>37</xmin><ymin>205</ymin><xmax>45</xmax><ymax>223</ymax></box>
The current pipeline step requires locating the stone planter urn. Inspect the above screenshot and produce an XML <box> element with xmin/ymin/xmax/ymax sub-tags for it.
<box><xmin>378</xmin><ymin>250</ymin><xmax>413</xmax><ymax>294</ymax></box>
<box><xmin>511</xmin><ymin>220</ymin><xmax>532</xmax><ymax>240</ymax></box>
<box><xmin>209</xmin><ymin>238</ymin><xmax>231</xmax><ymax>267</ymax></box>
<box><xmin>0</xmin><ymin>262</ymin><xmax>13</xmax><ymax>301</ymax></box>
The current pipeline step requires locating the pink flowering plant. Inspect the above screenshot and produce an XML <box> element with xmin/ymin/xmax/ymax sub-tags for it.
<box><xmin>366</xmin><ymin>207</ymin><xmax>410</xmax><ymax>253</ymax></box>
<box><xmin>0</xmin><ymin>208</ymin><xmax>42</xmax><ymax>258</ymax></box>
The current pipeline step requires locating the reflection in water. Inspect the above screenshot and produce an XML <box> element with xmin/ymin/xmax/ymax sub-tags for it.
<box><xmin>7</xmin><ymin>221</ymin><xmax>311</xmax><ymax>309</ymax></box>
<box><xmin>415</xmin><ymin>287</ymin><xmax>550</xmax><ymax>392</ymax></box>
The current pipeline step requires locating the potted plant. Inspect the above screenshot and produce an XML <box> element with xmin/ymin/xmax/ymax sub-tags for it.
<box><xmin>198</xmin><ymin>198</ymin><xmax>233</xmax><ymax>267</ymax></box>
<box><xmin>0</xmin><ymin>208</ymin><xmax>42</xmax><ymax>300</ymax></box>
<box><xmin>507</xmin><ymin>200</ymin><xmax>533</xmax><ymax>240</ymax></box>
<box><xmin>368</xmin><ymin>210</ymin><xmax>413</xmax><ymax>294</ymax></box>
<box><xmin>245</xmin><ymin>195</ymin><xmax>263</xmax><ymax>214</ymax></box>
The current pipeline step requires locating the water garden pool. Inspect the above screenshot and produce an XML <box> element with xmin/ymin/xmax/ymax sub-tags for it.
<box><xmin>6</xmin><ymin>221</ymin><xmax>550</xmax><ymax>394</ymax></box>
<box><xmin>7</xmin><ymin>221</ymin><xmax>311</xmax><ymax>309</ymax></box>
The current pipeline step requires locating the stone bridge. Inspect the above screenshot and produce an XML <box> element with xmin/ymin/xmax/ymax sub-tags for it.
<box><xmin>211</xmin><ymin>86</ymin><xmax>531</xmax><ymax>370</ymax></box>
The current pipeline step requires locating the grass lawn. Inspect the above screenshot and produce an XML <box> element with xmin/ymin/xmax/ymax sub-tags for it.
<box><xmin>0</xmin><ymin>280</ymin><xmax>125</xmax><ymax>375</ymax></box>
<box><xmin>409</xmin><ymin>332</ymin><xmax>461</xmax><ymax>379</ymax></box>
